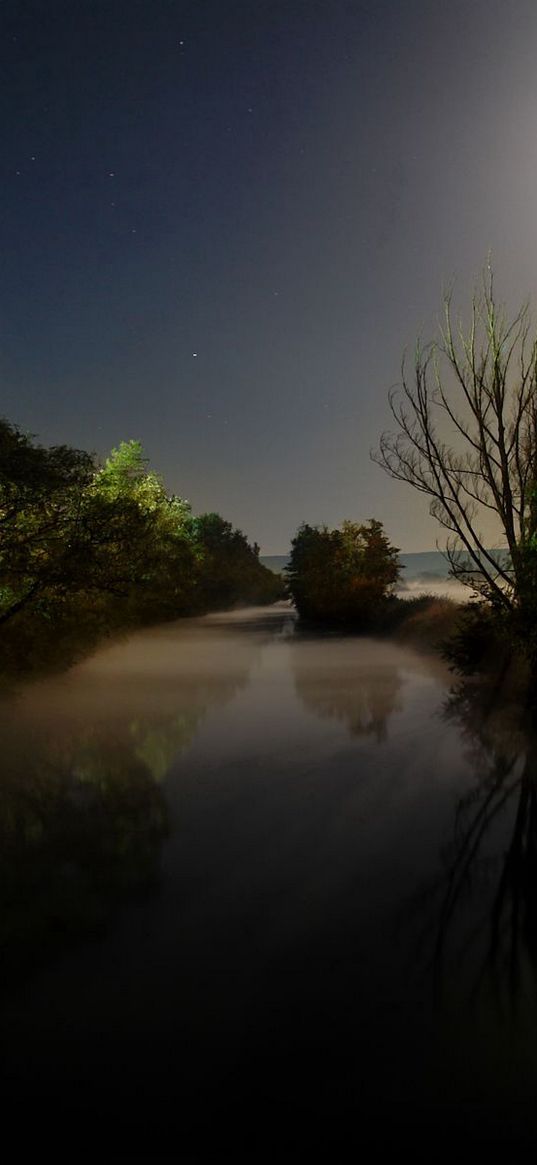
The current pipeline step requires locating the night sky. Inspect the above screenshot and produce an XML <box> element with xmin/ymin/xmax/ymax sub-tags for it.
<box><xmin>2</xmin><ymin>0</ymin><xmax>537</xmax><ymax>552</ymax></box>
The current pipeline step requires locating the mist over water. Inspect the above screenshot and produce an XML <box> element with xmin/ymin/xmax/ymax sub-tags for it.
<box><xmin>1</xmin><ymin>607</ymin><xmax>535</xmax><ymax>1158</ymax></box>
<box><xmin>396</xmin><ymin>576</ymin><xmax>470</xmax><ymax>601</ymax></box>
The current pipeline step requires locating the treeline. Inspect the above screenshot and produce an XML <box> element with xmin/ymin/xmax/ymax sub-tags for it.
<box><xmin>0</xmin><ymin>419</ymin><xmax>283</xmax><ymax>673</ymax></box>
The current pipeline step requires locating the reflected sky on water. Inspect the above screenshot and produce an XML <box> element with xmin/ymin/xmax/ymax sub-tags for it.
<box><xmin>1</xmin><ymin>607</ymin><xmax>537</xmax><ymax>1158</ymax></box>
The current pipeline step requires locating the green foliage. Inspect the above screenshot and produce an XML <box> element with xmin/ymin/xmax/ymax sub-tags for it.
<box><xmin>0</xmin><ymin>418</ymin><xmax>95</xmax><ymax>626</ymax></box>
<box><xmin>91</xmin><ymin>440</ymin><xmax>201</xmax><ymax>623</ymax></box>
<box><xmin>287</xmin><ymin>518</ymin><xmax>400</xmax><ymax>624</ymax></box>
<box><xmin>96</xmin><ymin>439</ymin><xmax>148</xmax><ymax>496</ymax></box>
<box><xmin>0</xmin><ymin>419</ymin><xmax>280</xmax><ymax>674</ymax></box>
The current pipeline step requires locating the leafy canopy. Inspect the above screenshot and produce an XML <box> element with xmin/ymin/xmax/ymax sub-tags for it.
<box><xmin>0</xmin><ymin>420</ymin><xmax>283</xmax><ymax>670</ymax></box>
<box><xmin>286</xmin><ymin>518</ymin><xmax>400</xmax><ymax>623</ymax></box>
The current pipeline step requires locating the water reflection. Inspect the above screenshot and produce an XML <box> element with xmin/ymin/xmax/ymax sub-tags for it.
<box><xmin>291</xmin><ymin>637</ymin><xmax>403</xmax><ymax>741</ymax></box>
<box><xmin>0</xmin><ymin>616</ymin><xmax>261</xmax><ymax>984</ymax></box>
<box><xmin>412</xmin><ymin>675</ymin><xmax>537</xmax><ymax>1010</ymax></box>
<box><xmin>0</xmin><ymin>737</ymin><xmax>169</xmax><ymax>986</ymax></box>
<box><xmin>2</xmin><ymin>610</ymin><xmax>537</xmax><ymax>1156</ymax></box>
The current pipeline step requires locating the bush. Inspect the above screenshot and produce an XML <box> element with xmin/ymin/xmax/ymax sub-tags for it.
<box><xmin>286</xmin><ymin>519</ymin><xmax>400</xmax><ymax>626</ymax></box>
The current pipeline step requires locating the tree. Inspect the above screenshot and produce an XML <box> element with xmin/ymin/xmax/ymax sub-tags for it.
<box><xmin>192</xmin><ymin>512</ymin><xmax>283</xmax><ymax>608</ymax></box>
<box><xmin>286</xmin><ymin>519</ymin><xmax>400</xmax><ymax>623</ymax></box>
<box><xmin>373</xmin><ymin>268</ymin><xmax>537</xmax><ymax>656</ymax></box>
<box><xmin>92</xmin><ymin>440</ymin><xmax>199</xmax><ymax>619</ymax></box>
<box><xmin>0</xmin><ymin>427</ymin><xmax>199</xmax><ymax>642</ymax></box>
<box><xmin>0</xmin><ymin>420</ymin><xmax>283</xmax><ymax>672</ymax></box>
<box><xmin>0</xmin><ymin>418</ymin><xmax>95</xmax><ymax>625</ymax></box>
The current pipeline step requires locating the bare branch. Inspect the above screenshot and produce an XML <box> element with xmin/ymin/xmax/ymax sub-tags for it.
<box><xmin>373</xmin><ymin>267</ymin><xmax>537</xmax><ymax>614</ymax></box>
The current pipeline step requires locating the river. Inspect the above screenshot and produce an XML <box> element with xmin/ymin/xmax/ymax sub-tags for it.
<box><xmin>1</xmin><ymin>605</ymin><xmax>536</xmax><ymax>1159</ymax></box>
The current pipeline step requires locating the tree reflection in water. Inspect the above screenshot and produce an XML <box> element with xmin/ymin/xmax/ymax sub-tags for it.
<box><xmin>413</xmin><ymin>672</ymin><xmax>537</xmax><ymax>1010</ymax></box>
<box><xmin>0</xmin><ymin>738</ymin><xmax>169</xmax><ymax>985</ymax></box>
<box><xmin>292</xmin><ymin>637</ymin><xmax>402</xmax><ymax>742</ymax></box>
<box><xmin>0</xmin><ymin>620</ymin><xmax>259</xmax><ymax>987</ymax></box>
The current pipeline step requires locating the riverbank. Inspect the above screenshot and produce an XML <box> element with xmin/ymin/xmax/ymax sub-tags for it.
<box><xmin>293</xmin><ymin>592</ymin><xmax>465</xmax><ymax>655</ymax></box>
<box><xmin>0</xmin><ymin>590</ymin><xmax>285</xmax><ymax>683</ymax></box>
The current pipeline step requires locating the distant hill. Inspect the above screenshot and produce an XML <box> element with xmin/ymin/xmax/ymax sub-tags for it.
<box><xmin>261</xmin><ymin>549</ymin><xmax>509</xmax><ymax>581</ymax></box>
<box><xmin>260</xmin><ymin>555</ymin><xmax>290</xmax><ymax>575</ymax></box>
<box><xmin>399</xmin><ymin>551</ymin><xmax>450</xmax><ymax>579</ymax></box>
<box><xmin>261</xmin><ymin>551</ymin><xmax>453</xmax><ymax>579</ymax></box>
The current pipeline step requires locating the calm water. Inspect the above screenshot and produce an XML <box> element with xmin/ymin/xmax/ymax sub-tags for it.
<box><xmin>1</xmin><ymin>606</ymin><xmax>536</xmax><ymax>1159</ymax></box>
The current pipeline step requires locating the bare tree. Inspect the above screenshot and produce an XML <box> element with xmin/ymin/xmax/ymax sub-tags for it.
<box><xmin>373</xmin><ymin>267</ymin><xmax>537</xmax><ymax>620</ymax></box>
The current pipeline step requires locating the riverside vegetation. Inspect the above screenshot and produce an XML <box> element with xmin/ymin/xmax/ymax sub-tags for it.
<box><xmin>0</xmin><ymin>418</ymin><xmax>283</xmax><ymax>676</ymax></box>
<box><xmin>285</xmin><ymin>517</ymin><xmax>463</xmax><ymax>655</ymax></box>
<box><xmin>3</xmin><ymin>268</ymin><xmax>536</xmax><ymax>690</ymax></box>
<box><xmin>284</xmin><ymin>517</ymin><xmax>527</xmax><ymax>697</ymax></box>
<box><xmin>287</xmin><ymin>270</ymin><xmax>537</xmax><ymax>700</ymax></box>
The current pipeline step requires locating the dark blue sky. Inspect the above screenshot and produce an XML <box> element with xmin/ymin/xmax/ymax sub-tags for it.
<box><xmin>2</xmin><ymin>0</ymin><xmax>537</xmax><ymax>551</ymax></box>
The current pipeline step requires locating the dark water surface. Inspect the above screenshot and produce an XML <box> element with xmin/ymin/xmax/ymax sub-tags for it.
<box><xmin>1</xmin><ymin>606</ymin><xmax>537</xmax><ymax>1159</ymax></box>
